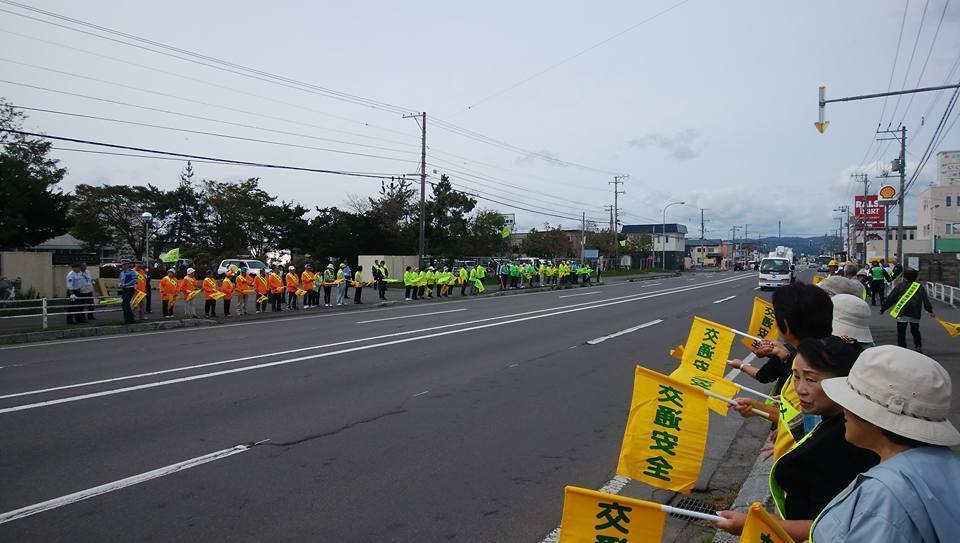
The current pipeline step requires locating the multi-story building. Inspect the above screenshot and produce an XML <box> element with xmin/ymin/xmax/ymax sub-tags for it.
<box><xmin>916</xmin><ymin>150</ymin><xmax>960</xmax><ymax>253</ymax></box>
<box><xmin>621</xmin><ymin>223</ymin><xmax>687</xmax><ymax>270</ymax></box>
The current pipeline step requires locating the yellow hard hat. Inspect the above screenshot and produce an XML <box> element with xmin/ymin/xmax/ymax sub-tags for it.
<box><xmin>844</xmin><ymin>260</ymin><xmax>854</xmax><ymax>265</ymax></box>
<box><xmin>828</xmin><ymin>259</ymin><xmax>838</xmax><ymax>267</ymax></box>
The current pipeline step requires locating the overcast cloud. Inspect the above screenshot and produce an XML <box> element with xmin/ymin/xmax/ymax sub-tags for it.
<box><xmin>1</xmin><ymin>0</ymin><xmax>958</xmax><ymax>239</ymax></box>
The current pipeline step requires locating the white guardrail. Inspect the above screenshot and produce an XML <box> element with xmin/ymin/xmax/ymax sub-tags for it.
<box><xmin>0</xmin><ymin>296</ymin><xmax>123</xmax><ymax>330</ymax></box>
<box><xmin>925</xmin><ymin>282</ymin><xmax>959</xmax><ymax>307</ymax></box>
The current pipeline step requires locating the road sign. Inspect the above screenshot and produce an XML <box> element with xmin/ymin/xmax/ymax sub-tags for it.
<box><xmin>854</xmin><ymin>195</ymin><xmax>884</xmax><ymax>228</ymax></box>
<box><xmin>877</xmin><ymin>184</ymin><xmax>898</xmax><ymax>205</ymax></box>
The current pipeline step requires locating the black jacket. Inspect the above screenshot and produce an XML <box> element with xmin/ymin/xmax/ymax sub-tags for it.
<box><xmin>755</xmin><ymin>344</ymin><xmax>796</xmax><ymax>395</ymax></box>
<box><xmin>774</xmin><ymin>413</ymin><xmax>880</xmax><ymax>520</ymax></box>
<box><xmin>881</xmin><ymin>281</ymin><xmax>933</xmax><ymax>319</ymax></box>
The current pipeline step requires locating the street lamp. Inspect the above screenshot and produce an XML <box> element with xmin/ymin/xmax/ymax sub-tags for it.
<box><xmin>141</xmin><ymin>211</ymin><xmax>153</xmax><ymax>269</ymax></box>
<box><xmin>661</xmin><ymin>201</ymin><xmax>685</xmax><ymax>270</ymax></box>
<box><xmin>929</xmin><ymin>203</ymin><xmax>941</xmax><ymax>253</ymax></box>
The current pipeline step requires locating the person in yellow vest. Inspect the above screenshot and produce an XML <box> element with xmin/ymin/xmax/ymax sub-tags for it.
<box><xmin>133</xmin><ymin>261</ymin><xmax>148</xmax><ymax>320</ymax></box>
<box><xmin>321</xmin><ymin>263</ymin><xmax>335</xmax><ymax>306</ymax></box>
<box><xmin>221</xmin><ymin>271</ymin><xmax>235</xmax><ymax>317</ymax></box>
<box><xmin>353</xmin><ymin>265</ymin><xmax>364</xmax><ymax>304</ymax></box>
<box><xmin>403</xmin><ymin>266</ymin><xmax>416</xmax><ymax>300</ymax></box>
<box><xmin>251</xmin><ymin>270</ymin><xmax>268</xmax><ymax>313</ymax></box>
<box><xmin>880</xmin><ymin>267</ymin><xmax>935</xmax><ymax>353</ymax></box>
<box><xmin>202</xmin><ymin>269</ymin><xmax>219</xmax><ymax>317</ymax></box>
<box><xmin>716</xmin><ymin>337</ymin><xmax>879</xmax><ymax>541</ymax></box>
<box><xmin>730</xmin><ymin>282</ymin><xmax>834</xmax><ymax>459</ymax></box>
<box><xmin>336</xmin><ymin>263</ymin><xmax>347</xmax><ymax>306</ymax></box>
<box><xmin>234</xmin><ymin>268</ymin><xmax>250</xmax><ymax>316</ymax></box>
<box><xmin>267</xmin><ymin>265</ymin><xmax>285</xmax><ymax>312</ymax></box>
<box><xmin>179</xmin><ymin>267</ymin><xmax>199</xmax><ymax>318</ymax></box>
<box><xmin>159</xmin><ymin>268</ymin><xmax>179</xmax><ymax>318</ymax></box>
<box><xmin>473</xmin><ymin>263</ymin><xmax>486</xmax><ymax>294</ymax></box>
<box><xmin>301</xmin><ymin>264</ymin><xmax>316</xmax><ymax>308</ymax></box>
<box><xmin>285</xmin><ymin>265</ymin><xmax>300</xmax><ymax>310</ymax></box>
<box><xmin>425</xmin><ymin>266</ymin><xmax>436</xmax><ymax>298</ymax></box>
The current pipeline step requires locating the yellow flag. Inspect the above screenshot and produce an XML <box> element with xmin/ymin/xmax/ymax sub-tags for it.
<box><xmin>741</xmin><ymin>297</ymin><xmax>781</xmax><ymax>349</ymax></box>
<box><xmin>670</xmin><ymin>365</ymin><xmax>741</xmax><ymax>416</ymax></box>
<box><xmin>131</xmin><ymin>290</ymin><xmax>146</xmax><ymax>307</ymax></box>
<box><xmin>616</xmin><ymin>366</ymin><xmax>710</xmax><ymax>493</ymax></box>
<box><xmin>295</xmin><ymin>288</ymin><xmax>307</xmax><ymax>297</ymax></box>
<box><xmin>681</xmin><ymin>317</ymin><xmax>736</xmax><ymax>377</ymax></box>
<box><xmin>211</xmin><ymin>291</ymin><xmax>226</xmax><ymax>300</ymax></box>
<box><xmin>936</xmin><ymin>318</ymin><xmax>960</xmax><ymax>337</ymax></box>
<box><xmin>256</xmin><ymin>295</ymin><xmax>268</xmax><ymax>303</ymax></box>
<box><xmin>812</xmin><ymin>275</ymin><xmax>824</xmax><ymax>285</ymax></box>
<box><xmin>186</xmin><ymin>289</ymin><xmax>201</xmax><ymax>301</ymax></box>
<box><xmin>558</xmin><ymin>486</ymin><xmax>666</xmax><ymax>543</ymax></box>
<box><xmin>669</xmin><ymin>344</ymin><xmax>684</xmax><ymax>361</ymax></box>
<box><xmin>741</xmin><ymin>502</ymin><xmax>795</xmax><ymax>543</ymax></box>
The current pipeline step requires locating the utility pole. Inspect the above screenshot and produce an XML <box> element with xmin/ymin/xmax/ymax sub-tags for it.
<box><xmin>778</xmin><ymin>220</ymin><xmax>781</xmax><ymax>245</ymax></box>
<box><xmin>700</xmin><ymin>208</ymin><xmax>707</xmax><ymax>268</ymax></box>
<box><xmin>610</xmin><ymin>175</ymin><xmax>627</xmax><ymax>266</ymax></box>
<box><xmin>730</xmin><ymin>225</ymin><xmax>741</xmax><ymax>269</ymax></box>
<box><xmin>404</xmin><ymin>111</ymin><xmax>427</xmax><ymax>268</ymax></box>
<box><xmin>834</xmin><ymin>205</ymin><xmax>850</xmax><ymax>260</ymax></box>
<box><xmin>581</xmin><ymin>211</ymin><xmax>586</xmax><ymax>263</ymax></box>
<box><xmin>744</xmin><ymin>224</ymin><xmax>749</xmax><ymax>261</ymax></box>
<box><xmin>851</xmin><ymin>173</ymin><xmax>870</xmax><ymax>265</ymax></box>
<box><xmin>876</xmin><ymin>126</ymin><xmax>907</xmax><ymax>263</ymax></box>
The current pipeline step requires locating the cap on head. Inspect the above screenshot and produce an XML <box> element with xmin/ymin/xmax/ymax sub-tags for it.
<box><xmin>186</xmin><ymin>267</ymin><xmax>195</xmax><ymax>274</ymax></box>
<box><xmin>167</xmin><ymin>268</ymin><xmax>175</xmax><ymax>274</ymax></box>
<box><xmin>288</xmin><ymin>265</ymin><xmax>295</xmax><ymax>270</ymax></box>
<box><xmin>830</xmin><ymin>294</ymin><xmax>873</xmax><ymax>344</ymax></box>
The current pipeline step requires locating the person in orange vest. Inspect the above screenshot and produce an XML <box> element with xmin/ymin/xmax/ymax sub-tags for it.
<box><xmin>221</xmin><ymin>271</ymin><xmax>235</xmax><ymax>317</ymax></box>
<box><xmin>202</xmin><ymin>269</ymin><xmax>219</xmax><ymax>317</ymax></box>
<box><xmin>267</xmin><ymin>264</ymin><xmax>285</xmax><ymax>312</ymax></box>
<box><xmin>179</xmin><ymin>267</ymin><xmax>199</xmax><ymax>318</ymax></box>
<box><xmin>252</xmin><ymin>269</ymin><xmax>268</xmax><ymax>313</ymax></box>
<box><xmin>234</xmin><ymin>268</ymin><xmax>250</xmax><ymax>316</ymax></box>
<box><xmin>285</xmin><ymin>265</ymin><xmax>300</xmax><ymax>310</ymax></box>
<box><xmin>301</xmin><ymin>264</ymin><xmax>316</xmax><ymax>308</ymax></box>
<box><xmin>133</xmin><ymin>261</ymin><xmax>148</xmax><ymax>320</ymax></box>
<box><xmin>159</xmin><ymin>268</ymin><xmax>179</xmax><ymax>318</ymax></box>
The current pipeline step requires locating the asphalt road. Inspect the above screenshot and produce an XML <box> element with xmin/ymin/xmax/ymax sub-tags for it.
<box><xmin>0</xmin><ymin>270</ymin><xmax>764</xmax><ymax>542</ymax></box>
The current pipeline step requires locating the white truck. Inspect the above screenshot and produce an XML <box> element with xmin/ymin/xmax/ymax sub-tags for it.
<box><xmin>758</xmin><ymin>250</ymin><xmax>795</xmax><ymax>291</ymax></box>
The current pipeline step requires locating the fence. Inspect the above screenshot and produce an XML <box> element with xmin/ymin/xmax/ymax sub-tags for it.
<box><xmin>925</xmin><ymin>282</ymin><xmax>960</xmax><ymax>308</ymax></box>
<box><xmin>0</xmin><ymin>296</ymin><xmax>123</xmax><ymax>330</ymax></box>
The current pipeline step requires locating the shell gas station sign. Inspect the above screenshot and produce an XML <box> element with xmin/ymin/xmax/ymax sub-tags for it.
<box><xmin>877</xmin><ymin>184</ymin><xmax>898</xmax><ymax>205</ymax></box>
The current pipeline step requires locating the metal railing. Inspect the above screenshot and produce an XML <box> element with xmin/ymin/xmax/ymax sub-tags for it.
<box><xmin>925</xmin><ymin>282</ymin><xmax>959</xmax><ymax>307</ymax></box>
<box><xmin>0</xmin><ymin>296</ymin><xmax>122</xmax><ymax>330</ymax></box>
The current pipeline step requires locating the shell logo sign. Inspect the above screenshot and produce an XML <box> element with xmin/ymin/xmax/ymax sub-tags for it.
<box><xmin>877</xmin><ymin>184</ymin><xmax>898</xmax><ymax>204</ymax></box>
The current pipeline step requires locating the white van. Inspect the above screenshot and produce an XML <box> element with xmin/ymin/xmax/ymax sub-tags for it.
<box><xmin>217</xmin><ymin>258</ymin><xmax>268</xmax><ymax>276</ymax></box>
<box><xmin>758</xmin><ymin>257</ymin><xmax>794</xmax><ymax>290</ymax></box>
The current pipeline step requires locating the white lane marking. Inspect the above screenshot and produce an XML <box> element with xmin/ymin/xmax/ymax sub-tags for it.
<box><xmin>356</xmin><ymin>308</ymin><xmax>466</xmax><ymax>324</ymax></box>
<box><xmin>0</xmin><ymin>275</ymin><xmax>756</xmax><ymax>414</ymax></box>
<box><xmin>642</xmin><ymin>283</ymin><xmax>661</xmax><ymax>287</ymax></box>
<box><xmin>586</xmin><ymin>319</ymin><xmax>663</xmax><ymax>345</ymax></box>
<box><xmin>412</xmin><ymin>390</ymin><xmax>429</xmax><ymax>397</ymax></box>
<box><xmin>753</xmin><ymin>286</ymin><xmax>761</xmax><ymax>291</ymax></box>
<box><xmin>558</xmin><ymin>291</ymin><xmax>600</xmax><ymax>299</ymax></box>
<box><xmin>0</xmin><ymin>441</ymin><xmax>262</xmax><ymax>524</ymax></box>
<box><xmin>712</xmin><ymin>295</ymin><xmax>737</xmax><ymax>304</ymax></box>
<box><xmin>1</xmin><ymin>275</ymin><xmax>752</xmax><ymax>402</ymax></box>
<box><xmin>508</xmin><ymin>363</ymin><xmax>519</xmax><ymax>368</ymax></box>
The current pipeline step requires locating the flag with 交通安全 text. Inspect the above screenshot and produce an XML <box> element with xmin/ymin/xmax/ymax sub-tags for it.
<box><xmin>558</xmin><ymin>486</ymin><xmax>666</xmax><ymax>543</ymax></box>
<box><xmin>680</xmin><ymin>316</ymin><xmax>735</xmax><ymax>378</ymax></box>
<box><xmin>741</xmin><ymin>297</ymin><xmax>781</xmax><ymax>349</ymax></box>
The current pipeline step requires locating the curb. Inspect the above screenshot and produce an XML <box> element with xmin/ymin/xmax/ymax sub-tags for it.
<box><xmin>711</xmin><ymin>448</ymin><xmax>773</xmax><ymax>543</ymax></box>
<box><xmin>0</xmin><ymin>318</ymin><xmax>217</xmax><ymax>345</ymax></box>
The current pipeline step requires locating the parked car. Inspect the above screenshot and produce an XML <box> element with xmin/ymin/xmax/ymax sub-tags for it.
<box><xmin>217</xmin><ymin>259</ymin><xmax>268</xmax><ymax>276</ymax></box>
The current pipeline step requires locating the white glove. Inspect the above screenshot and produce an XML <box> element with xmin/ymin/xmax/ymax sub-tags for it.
<box><xmin>70</xmin><ymin>294</ymin><xmax>77</xmax><ymax>301</ymax></box>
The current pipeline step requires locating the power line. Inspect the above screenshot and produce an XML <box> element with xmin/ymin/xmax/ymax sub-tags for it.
<box><xmin>462</xmin><ymin>0</ymin><xmax>694</xmax><ymax>111</ymax></box>
<box><xmin>878</xmin><ymin>0</ymin><xmax>912</xmax><ymax>125</ymax></box>
<box><xmin>10</xmin><ymin>104</ymin><xmax>420</xmax><ymax>164</ymax></box>
<box><xmin>904</xmin><ymin>81</ymin><xmax>960</xmax><ymax>195</ymax></box>
<box><xmin>888</xmin><ymin>0</ymin><xmax>929</xmax><ymax>123</ymax></box>
<box><xmin>0</xmin><ymin>26</ymin><xmax>421</xmax><ymax>144</ymax></box>
<box><xmin>0</xmin><ymin>128</ymin><xmax>404</xmax><ymax>180</ymax></box>
<box><xmin>895</xmin><ymin>0</ymin><xmax>951</xmax><ymax>127</ymax></box>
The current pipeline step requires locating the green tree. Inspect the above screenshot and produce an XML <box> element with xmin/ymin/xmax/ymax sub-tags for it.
<box><xmin>70</xmin><ymin>184</ymin><xmax>162</xmax><ymax>258</ymax></box>
<box><xmin>586</xmin><ymin>229</ymin><xmax>618</xmax><ymax>255</ymax></box>
<box><xmin>425</xmin><ymin>174</ymin><xmax>477</xmax><ymax>256</ymax></box>
<box><xmin>0</xmin><ymin>100</ymin><xmax>71</xmax><ymax>249</ymax></box>
<box><xmin>152</xmin><ymin>161</ymin><xmax>205</xmax><ymax>252</ymax></box>
<box><xmin>521</xmin><ymin>224</ymin><xmax>574</xmax><ymax>258</ymax></box>
<box><xmin>463</xmin><ymin>210</ymin><xmax>506</xmax><ymax>256</ymax></box>
<box><xmin>367</xmin><ymin>176</ymin><xmax>417</xmax><ymax>254</ymax></box>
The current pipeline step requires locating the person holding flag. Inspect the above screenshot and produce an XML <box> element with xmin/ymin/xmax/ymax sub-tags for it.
<box><xmin>715</xmin><ymin>336</ymin><xmax>879</xmax><ymax>541</ymax></box>
<box><xmin>267</xmin><ymin>265</ymin><xmax>284</xmax><ymax>312</ymax></box>
<box><xmin>880</xmin><ymin>267</ymin><xmax>935</xmax><ymax>353</ymax></box>
<box><xmin>220</xmin><ymin>271</ymin><xmax>235</xmax><ymax>317</ymax></box>
<box><xmin>159</xmin><ymin>268</ymin><xmax>179</xmax><ymax>318</ymax></box>
<box><xmin>301</xmin><ymin>264</ymin><xmax>316</xmax><ymax>308</ymax></box>
<box><xmin>322</xmin><ymin>263</ymin><xmax>335</xmax><ymax>306</ymax></box>
<box><xmin>234</xmin><ymin>268</ymin><xmax>250</xmax><ymax>316</ymax></box>
<box><xmin>202</xmin><ymin>269</ymin><xmax>219</xmax><ymax>317</ymax></box>
<box><xmin>458</xmin><ymin>265</ymin><xmax>468</xmax><ymax>296</ymax></box>
<box><xmin>179</xmin><ymin>267</ymin><xmax>199</xmax><ymax>318</ymax></box>
<box><xmin>252</xmin><ymin>270</ymin><xmax>268</xmax><ymax>313</ymax></box>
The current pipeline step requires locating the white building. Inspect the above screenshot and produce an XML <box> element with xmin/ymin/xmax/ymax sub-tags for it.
<box><xmin>916</xmin><ymin>151</ymin><xmax>960</xmax><ymax>253</ymax></box>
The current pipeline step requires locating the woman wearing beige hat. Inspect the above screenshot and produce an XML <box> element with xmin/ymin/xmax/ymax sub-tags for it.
<box><xmin>811</xmin><ymin>345</ymin><xmax>960</xmax><ymax>542</ymax></box>
<box><xmin>829</xmin><ymin>294</ymin><xmax>874</xmax><ymax>348</ymax></box>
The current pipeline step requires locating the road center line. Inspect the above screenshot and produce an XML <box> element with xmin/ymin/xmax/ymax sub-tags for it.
<box><xmin>712</xmin><ymin>295</ymin><xmax>737</xmax><ymax>304</ymax></box>
<box><xmin>356</xmin><ymin>308</ymin><xmax>466</xmax><ymax>324</ymax></box>
<box><xmin>412</xmin><ymin>390</ymin><xmax>429</xmax><ymax>397</ymax></box>
<box><xmin>558</xmin><ymin>291</ymin><xmax>600</xmax><ymax>299</ymax></box>
<box><xmin>0</xmin><ymin>274</ymin><xmax>754</xmax><ymax>413</ymax></box>
<box><xmin>586</xmin><ymin>319</ymin><xmax>663</xmax><ymax>345</ymax></box>
<box><xmin>0</xmin><ymin>441</ymin><xmax>262</xmax><ymax>524</ymax></box>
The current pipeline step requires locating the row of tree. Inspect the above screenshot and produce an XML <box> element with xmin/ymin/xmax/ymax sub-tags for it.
<box><xmin>1</xmin><ymin>99</ymin><xmax>650</xmax><ymax>270</ymax></box>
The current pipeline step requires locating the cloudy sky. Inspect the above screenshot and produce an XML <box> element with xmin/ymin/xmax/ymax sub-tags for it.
<box><xmin>2</xmin><ymin>0</ymin><xmax>959</xmax><ymax>239</ymax></box>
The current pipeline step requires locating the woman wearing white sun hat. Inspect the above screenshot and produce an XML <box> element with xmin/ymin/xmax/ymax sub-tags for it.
<box><xmin>811</xmin><ymin>345</ymin><xmax>960</xmax><ymax>542</ymax></box>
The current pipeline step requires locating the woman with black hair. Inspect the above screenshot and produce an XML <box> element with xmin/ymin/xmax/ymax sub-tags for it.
<box><xmin>716</xmin><ymin>336</ymin><xmax>880</xmax><ymax>540</ymax></box>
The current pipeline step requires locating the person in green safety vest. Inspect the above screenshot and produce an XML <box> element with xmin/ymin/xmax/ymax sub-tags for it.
<box><xmin>880</xmin><ymin>267</ymin><xmax>935</xmax><ymax>352</ymax></box>
<box><xmin>473</xmin><ymin>263</ymin><xmax>486</xmax><ymax>294</ymax></box>
<box><xmin>403</xmin><ymin>266</ymin><xmax>416</xmax><ymax>300</ymax></box>
<box><xmin>868</xmin><ymin>261</ymin><xmax>891</xmax><ymax>306</ymax></box>
<box><xmin>459</xmin><ymin>266</ymin><xmax>469</xmax><ymax>296</ymax></box>
<box><xmin>538</xmin><ymin>262</ymin><xmax>546</xmax><ymax>285</ymax></box>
